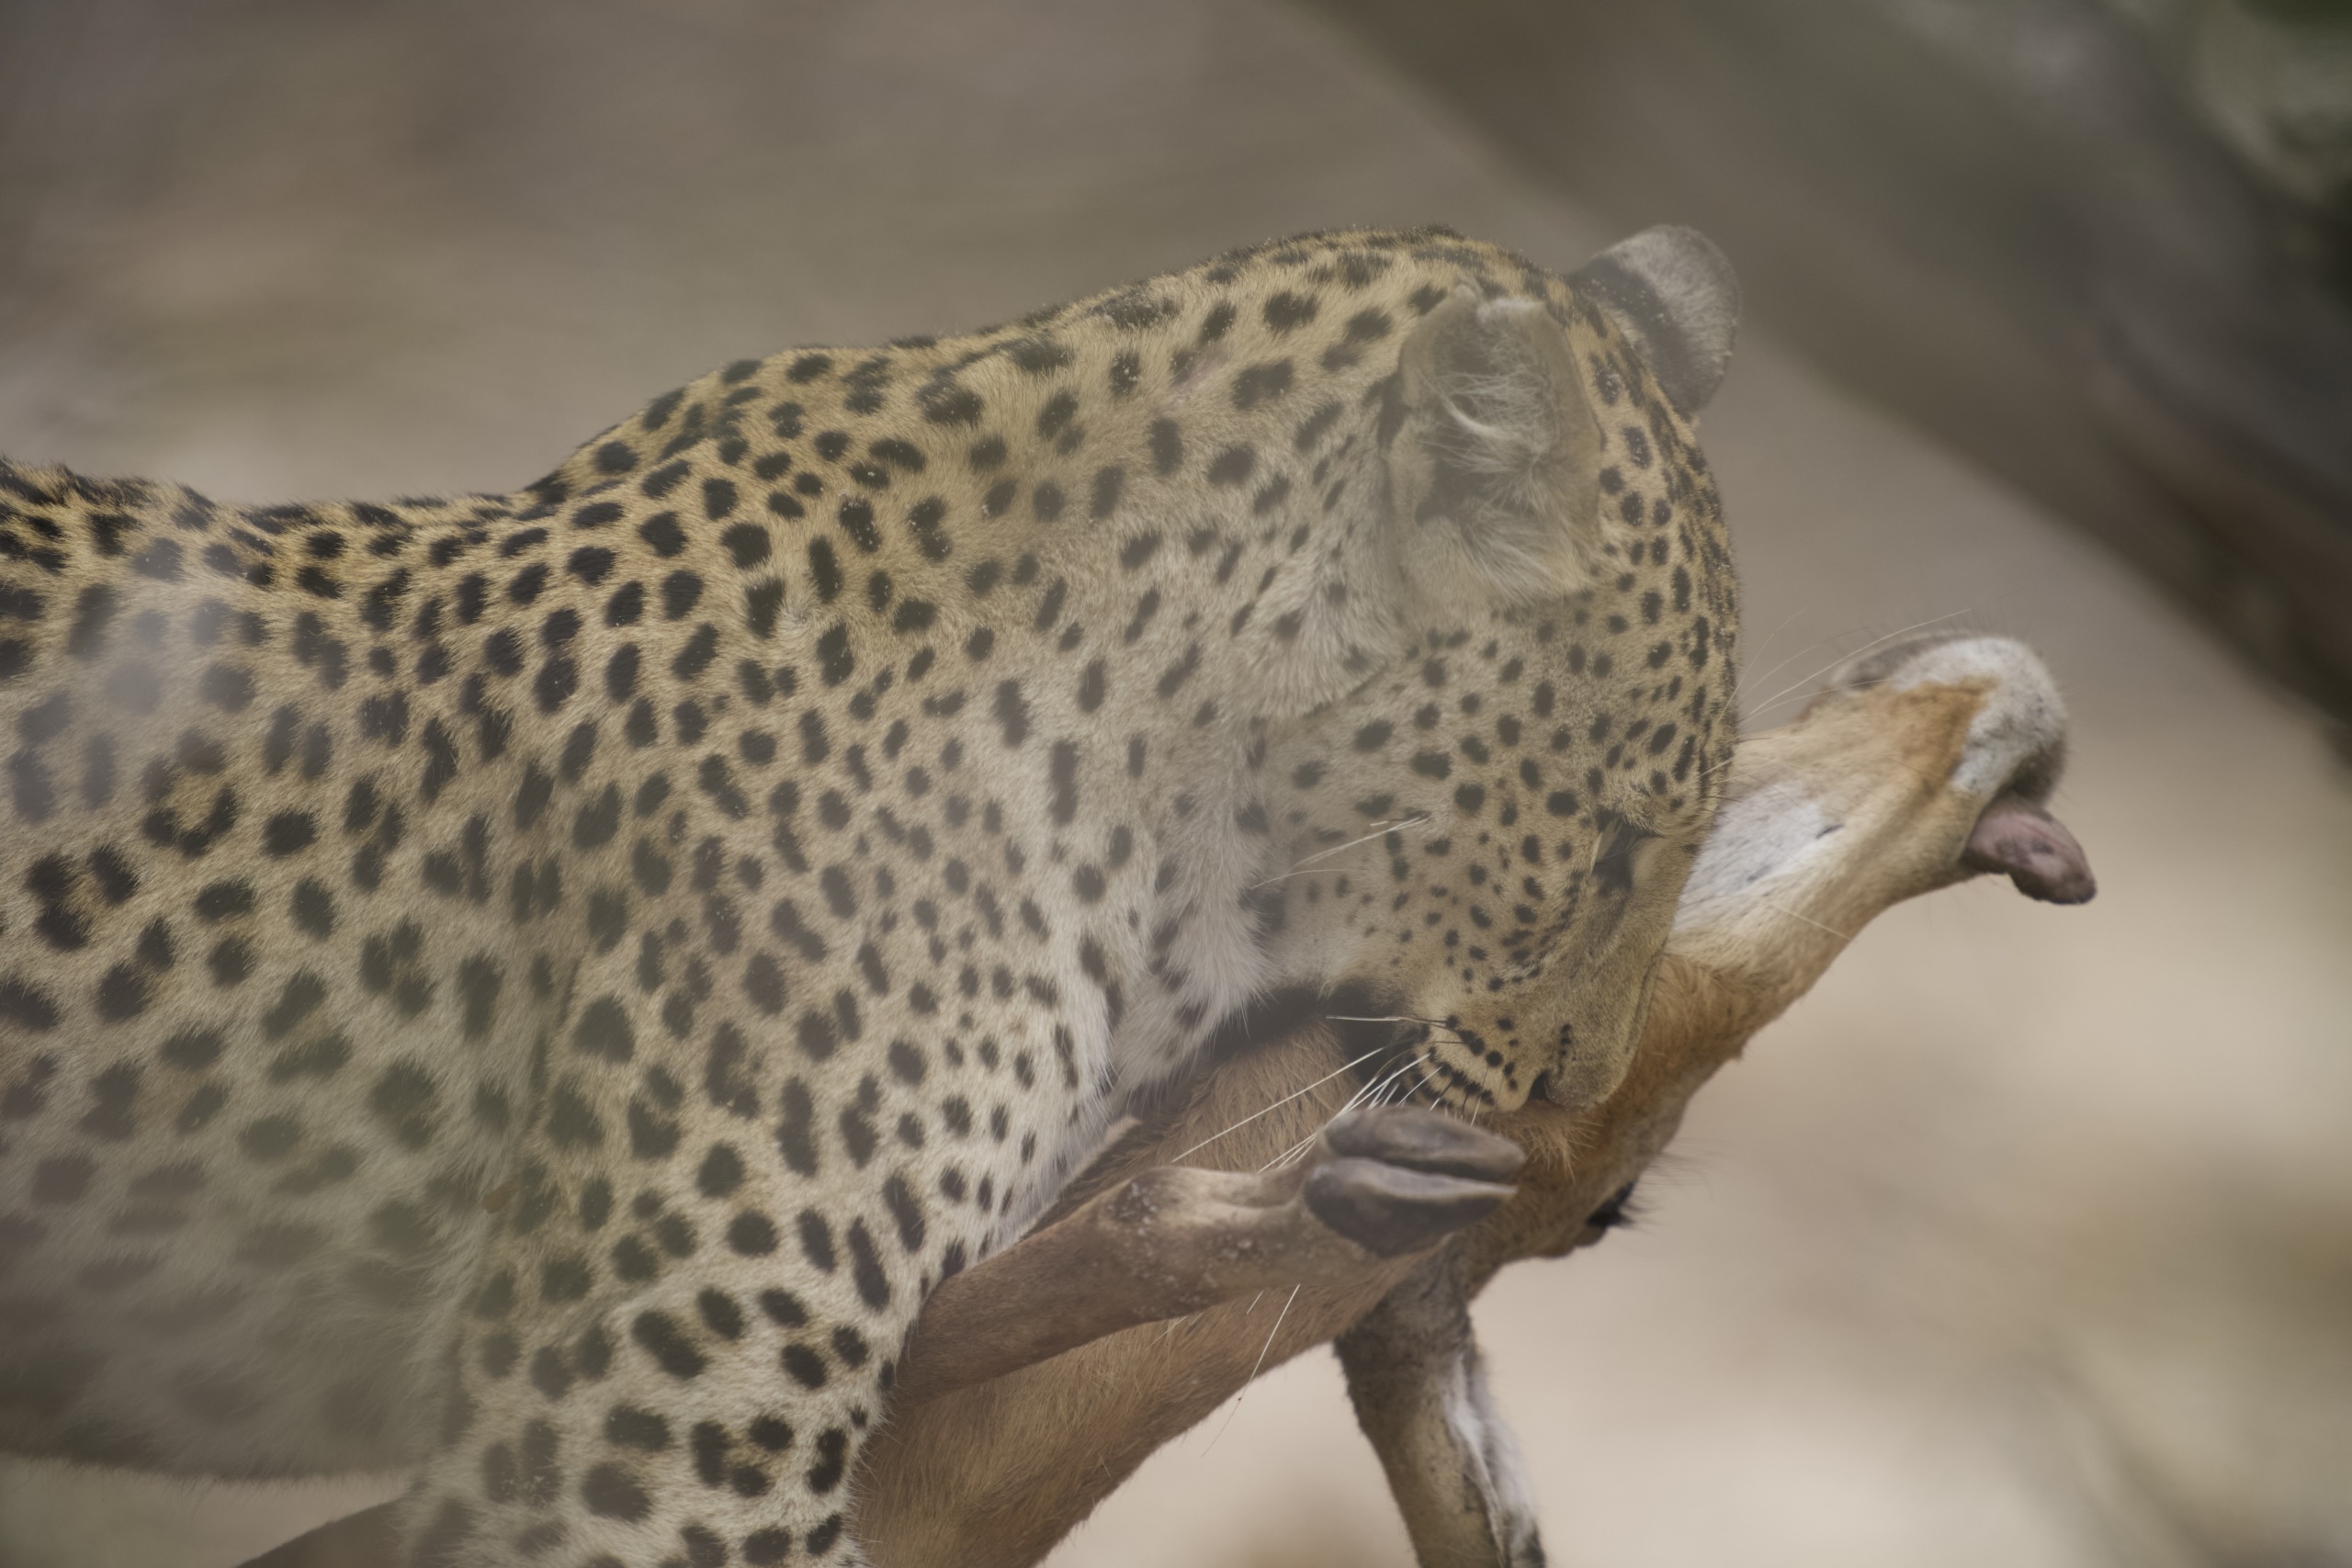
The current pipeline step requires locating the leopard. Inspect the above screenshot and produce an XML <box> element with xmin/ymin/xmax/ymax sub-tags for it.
<box><xmin>0</xmin><ymin>222</ymin><xmax>1741</xmax><ymax>1566</ymax></box>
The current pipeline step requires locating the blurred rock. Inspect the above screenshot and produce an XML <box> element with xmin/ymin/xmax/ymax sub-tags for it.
<box><xmin>1314</xmin><ymin>0</ymin><xmax>2352</xmax><ymax>740</ymax></box>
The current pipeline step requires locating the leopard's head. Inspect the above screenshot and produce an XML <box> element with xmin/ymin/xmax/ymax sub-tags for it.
<box><xmin>1257</xmin><ymin>227</ymin><xmax>1744</xmax><ymax>1113</ymax></box>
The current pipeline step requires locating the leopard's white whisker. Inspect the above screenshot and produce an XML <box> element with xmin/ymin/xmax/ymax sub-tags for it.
<box><xmin>1251</xmin><ymin>816</ymin><xmax>1432</xmax><ymax>888</ymax></box>
<box><xmin>1756</xmin><ymin>898</ymin><xmax>1855</xmax><ymax>943</ymax></box>
<box><xmin>1202</xmin><ymin>1284</ymin><xmax>1301</xmax><ymax>1454</ymax></box>
<box><xmin>1745</xmin><ymin>610</ymin><xmax>1975</xmax><ymax>720</ymax></box>
<box><xmin>1731</xmin><ymin>603</ymin><xmax>1817</xmax><ymax>696</ymax></box>
<box><xmin>1170</xmin><ymin>1046</ymin><xmax>1386</xmax><ymax>1165</ymax></box>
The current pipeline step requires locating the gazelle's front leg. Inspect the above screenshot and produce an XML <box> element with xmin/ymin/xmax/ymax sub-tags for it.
<box><xmin>1336</xmin><ymin>1255</ymin><xmax>1544</xmax><ymax>1568</ymax></box>
<box><xmin>892</xmin><ymin>1106</ymin><xmax>1522</xmax><ymax>1405</ymax></box>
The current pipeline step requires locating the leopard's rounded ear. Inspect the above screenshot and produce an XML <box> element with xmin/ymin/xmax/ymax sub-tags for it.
<box><xmin>1569</xmin><ymin>227</ymin><xmax>1740</xmax><ymax>418</ymax></box>
<box><xmin>1387</xmin><ymin>290</ymin><xmax>1604</xmax><ymax>597</ymax></box>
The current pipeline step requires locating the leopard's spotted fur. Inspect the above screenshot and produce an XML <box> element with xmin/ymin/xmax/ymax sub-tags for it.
<box><xmin>0</xmin><ymin>225</ymin><xmax>1737</xmax><ymax>1564</ymax></box>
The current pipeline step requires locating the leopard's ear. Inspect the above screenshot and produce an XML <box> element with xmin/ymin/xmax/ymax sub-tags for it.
<box><xmin>1569</xmin><ymin>226</ymin><xmax>1739</xmax><ymax>418</ymax></box>
<box><xmin>1386</xmin><ymin>290</ymin><xmax>1605</xmax><ymax>598</ymax></box>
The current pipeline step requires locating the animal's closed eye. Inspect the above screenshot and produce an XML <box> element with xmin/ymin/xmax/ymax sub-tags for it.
<box><xmin>1585</xmin><ymin>1180</ymin><xmax>1642</xmax><ymax>1234</ymax></box>
<box><xmin>1589</xmin><ymin>815</ymin><xmax>1663</xmax><ymax>897</ymax></box>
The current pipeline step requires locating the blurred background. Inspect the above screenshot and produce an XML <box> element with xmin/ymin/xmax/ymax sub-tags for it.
<box><xmin>0</xmin><ymin>1</ymin><xmax>2346</xmax><ymax>1564</ymax></box>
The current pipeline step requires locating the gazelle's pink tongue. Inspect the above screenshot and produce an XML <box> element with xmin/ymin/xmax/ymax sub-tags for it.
<box><xmin>1962</xmin><ymin>797</ymin><xmax>2097</xmax><ymax>904</ymax></box>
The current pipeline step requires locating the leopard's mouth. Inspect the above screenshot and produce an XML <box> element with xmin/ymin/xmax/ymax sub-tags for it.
<box><xmin>1336</xmin><ymin>1026</ymin><xmax>1509</xmax><ymax>1114</ymax></box>
<box><xmin>1200</xmin><ymin>983</ymin><xmax>1486</xmax><ymax>1110</ymax></box>
<box><xmin>1290</xmin><ymin>987</ymin><xmax>1439</xmax><ymax>1107</ymax></box>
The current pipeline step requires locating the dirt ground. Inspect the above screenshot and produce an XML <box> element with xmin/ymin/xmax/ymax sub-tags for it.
<box><xmin>1</xmin><ymin>2</ymin><xmax>2346</xmax><ymax>1565</ymax></box>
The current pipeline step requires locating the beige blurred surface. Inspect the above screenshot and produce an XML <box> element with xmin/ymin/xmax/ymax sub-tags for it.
<box><xmin>2</xmin><ymin>2</ymin><xmax>2346</xmax><ymax>1565</ymax></box>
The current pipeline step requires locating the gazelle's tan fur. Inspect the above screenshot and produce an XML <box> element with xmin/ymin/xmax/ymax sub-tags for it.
<box><xmin>244</xmin><ymin>633</ymin><xmax>2087</xmax><ymax>1568</ymax></box>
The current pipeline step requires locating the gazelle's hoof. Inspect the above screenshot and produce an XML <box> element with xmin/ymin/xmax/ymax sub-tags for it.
<box><xmin>1324</xmin><ymin>1104</ymin><xmax>1525</xmax><ymax>1179</ymax></box>
<box><xmin>1306</xmin><ymin>1107</ymin><xmax>1521</xmax><ymax>1258</ymax></box>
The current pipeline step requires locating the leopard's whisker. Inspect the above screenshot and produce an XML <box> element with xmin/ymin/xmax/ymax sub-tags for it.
<box><xmin>1327</xmin><ymin>1060</ymin><xmax>1408</xmax><ymax>1127</ymax></box>
<box><xmin>1201</xmin><ymin>1283</ymin><xmax>1301</xmax><ymax>1455</ymax></box>
<box><xmin>1731</xmin><ymin>602</ymin><xmax>1817</xmax><ymax>696</ymax></box>
<box><xmin>1744</xmin><ymin>609</ymin><xmax>1976</xmax><ymax>721</ymax></box>
<box><xmin>1735</xmin><ymin>617</ymin><xmax>1871</xmax><ymax>705</ymax></box>
<box><xmin>1360</xmin><ymin>1055</ymin><xmax>1426</xmax><ymax>1111</ymax></box>
<box><xmin>1170</xmin><ymin>1045</ymin><xmax>1386</xmax><ymax>1165</ymax></box>
<box><xmin>1263</xmin><ymin>1122</ymin><xmax>1329</xmax><ymax>1170</ymax></box>
<box><xmin>1396</xmin><ymin>1065</ymin><xmax>1445</xmax><ymax>1109</ymax></box>
<box><xmin>1252</xmin><ymin>817</ymin><xmax>1432</xmax><ymax>888</ymax></box>
<box><xmin>1754</xmin><ymin>897</ymin><xmax>1855</xmax><ymax>943</ymax></box>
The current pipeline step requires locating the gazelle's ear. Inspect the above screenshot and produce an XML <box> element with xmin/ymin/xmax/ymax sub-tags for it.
<box><xmin>1569</xmin><ymin>226</ymin><xmax>1740</xmax><ymax>417</ymax></box>
<box><xmin>1386</xmin><ymin>291</ymin><xmax>1604</xmax><ymax>597</ymax></box>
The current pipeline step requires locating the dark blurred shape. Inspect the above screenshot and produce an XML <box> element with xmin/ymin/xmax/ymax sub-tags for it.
<box><xmin>1313</xmin><ymin>0</ymin><xmax>2352</xmax><ymax>737</ymax></box>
